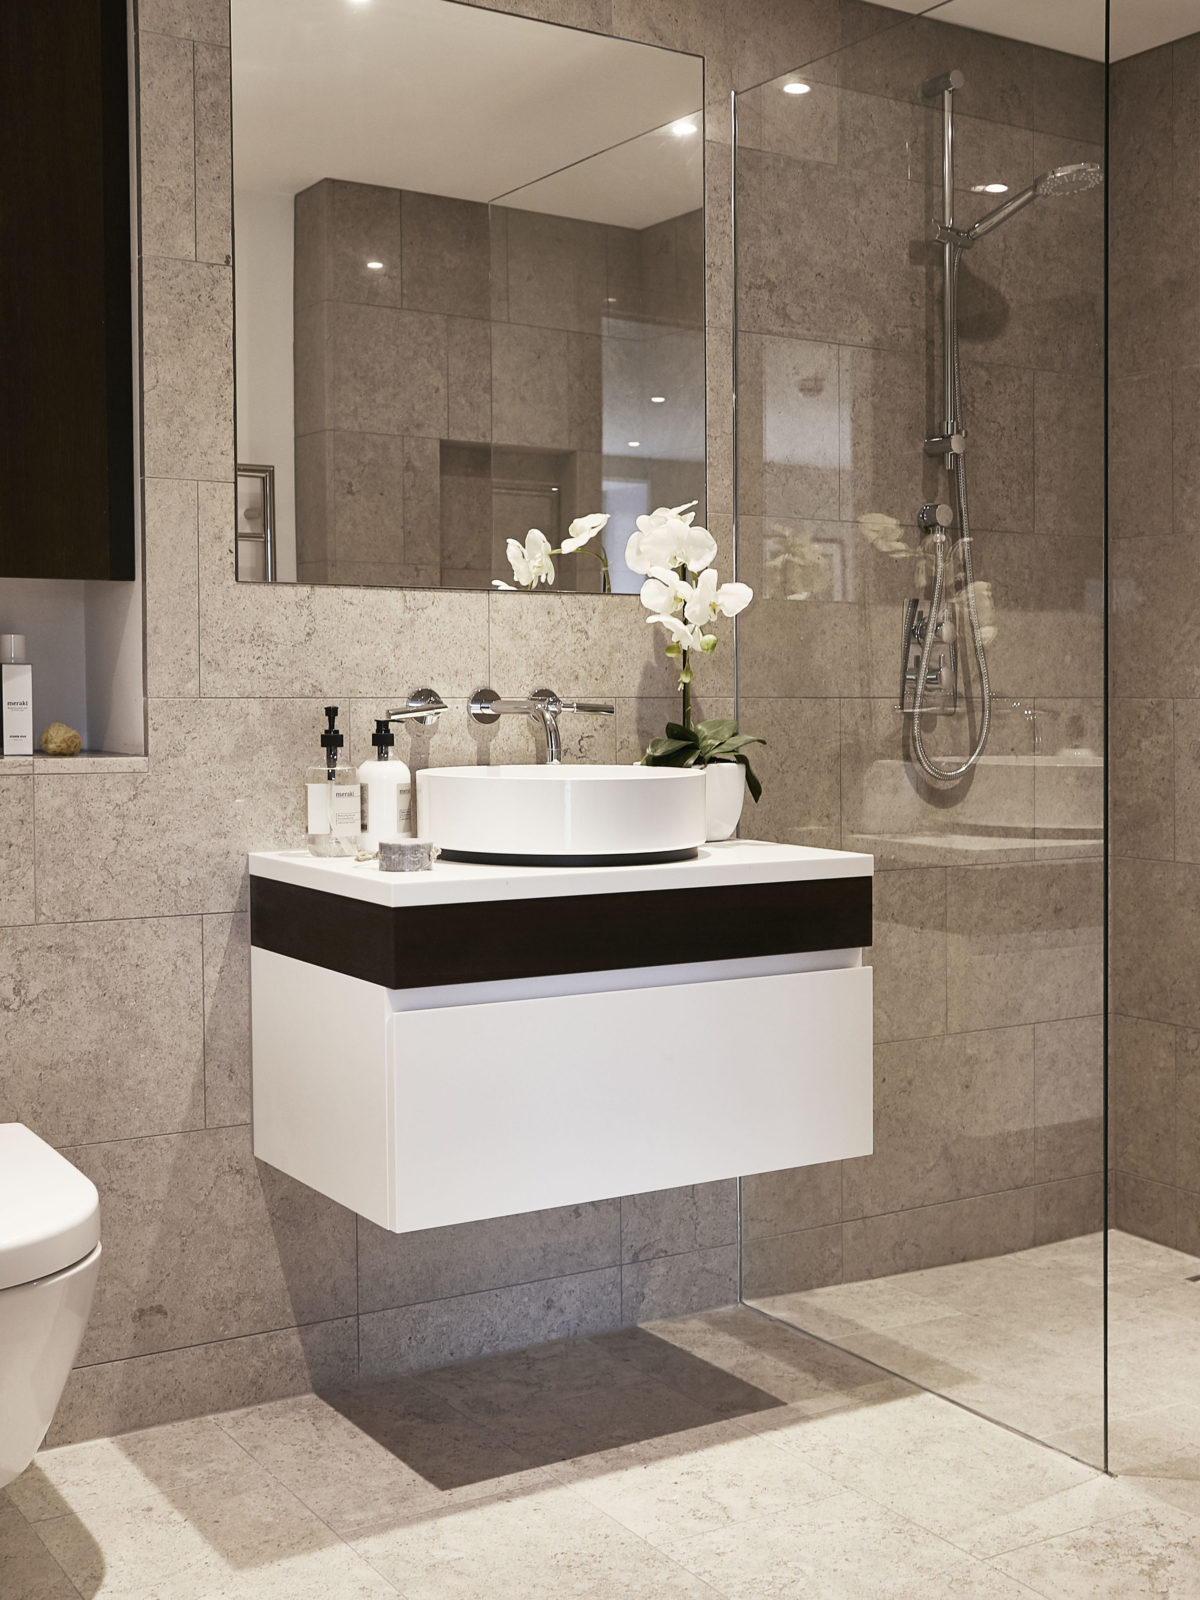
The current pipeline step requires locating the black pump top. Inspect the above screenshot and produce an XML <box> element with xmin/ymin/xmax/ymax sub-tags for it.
<box><xmin>372</xmin><ymin>718</ymin><xmax>395</xmax><ymax>759</ymax></box>
<box><xmin>320</xmin><ymin>705</ymin><xmax>344</xmax><ymax>774</ymax></box>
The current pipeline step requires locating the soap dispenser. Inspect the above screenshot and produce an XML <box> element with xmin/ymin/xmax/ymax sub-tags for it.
<box><xmin>305</xmin><ymin>706</ymin><xmax>360</xmax><ymax>858</ymax></box>
<box><xmin>357</xmin><ymin>718</ymin><xmax>414</xmax><ymax>858</ymax></box>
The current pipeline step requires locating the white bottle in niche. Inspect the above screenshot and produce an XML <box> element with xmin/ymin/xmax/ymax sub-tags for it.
<box><xmin>0</xmin><ymin>635</ymin><xmax>33</xmax><ymax>758</ymax></box>
<box><xmin>305</xmin><ymin>706</ymin><xmax>360</xmax><ymax>858</ymax></box>
<box><xmin>357</xmin><ymin>718</ymin><xmax>413</xmax><ymax>858</ymax></box>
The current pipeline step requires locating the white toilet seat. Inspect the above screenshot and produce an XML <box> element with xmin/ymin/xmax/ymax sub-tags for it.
<box><xmin>0</xmin><ymin>1124</ymin><xmax>100</xmax><ymax>1291</ymax></box>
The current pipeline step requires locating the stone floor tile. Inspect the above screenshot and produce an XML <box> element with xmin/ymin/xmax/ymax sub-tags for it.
<box><xmin>992</xmin><ymin>1499</ymin><xmax>1200</xmax><ymax>1599</ymax></box>
<box><xmin>0</xmin><ymin>1501</ymin><xmax>77</xmax><ymax>1600</ymax></box>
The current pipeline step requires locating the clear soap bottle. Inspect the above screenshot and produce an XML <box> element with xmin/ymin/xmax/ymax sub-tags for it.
<box><xmin>306</xmin><ymin>705</ymin><xmax>360</xmax><ymax>858</ymax></box>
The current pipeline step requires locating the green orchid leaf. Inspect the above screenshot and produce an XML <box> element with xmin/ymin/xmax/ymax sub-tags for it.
<box><xmin>735</xmin><ymin>752</ymin><xmax>763</xmax><ymax>803</ymax></box>
<box><xmin>665</xmin><ymin>723</ymin><xmax>700</xmax><ymax>745</ymax></box>
<box><xmin>696</xmin><ymin>718</ymin><xmax>738</xmax><ymax>742</ymax></box>
<box><xmin>715</xmin><ymin>733</ymin><xmax>767</xmax><ymax>753</ymax></box>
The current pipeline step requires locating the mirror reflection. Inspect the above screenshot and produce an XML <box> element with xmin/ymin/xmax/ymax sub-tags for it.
<box><xmin>231</xmin><ymin>0</ymin><xmax>705</xmax><ymax>590</ymax></box>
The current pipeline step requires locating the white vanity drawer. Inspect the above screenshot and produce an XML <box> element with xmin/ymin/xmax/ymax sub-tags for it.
<box><xmin>384</xmin><ymin>965</ymin><xmax>872</xmax><ymax>1233</ymax></box>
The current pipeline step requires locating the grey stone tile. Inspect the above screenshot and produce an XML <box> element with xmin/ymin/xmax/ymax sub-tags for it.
<box><xmin>447</xmin><ymin>316</ymin><xmax>491</xmax><ymax>443</ymax></box>
<box><xmin>1112</xmin><ymin>857</ymin><xmax>1200</xmax><ymax>1029</ymax></box>
<box><xmin>491</xmin><ymin>322</ymin><xmax>571</xmax><ymax>450</ymax></box>
<box><xmin>142</xmin><ymin>258</ymin><xmax>234</xmax><ymax>481</ymax></box>
<box><xmin>993</xmin><ymin>1498</ymin><xmax>1200</xmax><ymax>1599</ymax></box>
<box><xmin>200</xmin><ymin>488</ymin><xmax>488</xmax><ymax>698</ymax></box>
<box><xmin>944</xmin><ymin>859</ymin><xmax>1103</xmax><ymax>1032</ymax></box>
<box><xmin>0</xmin><ymin>917</ymin><xmax>204</xmax><ymax>1147</ymax></box>
<box><xmin>1113</xmin><ymin>1170</ymin><xmax>1178</xmax><ymax>1250</ymax></box>
<box><xmin>194</xmin><ymin>44</ymin><xmax>231</xmax><ymax>266</ymax></box>
<box><xmin>1173</xmin><ymin>698</ymin><xmax>1200</xmax><ymax>864</ymax></box>
<box><xmin>839</xmin><ymin>345</ymin><xmax>925</xmax><ymax>527</ymax></box>
<box><xmin>488</xmin><ymin>591</ymin><xmax>682</xmax><ymax>701</ymax></box>
<box><xmin>138</xmin><ymin>31</ymin><xmax>195</xmax><ymax>261</ymax></box>
<box><xmin>741</xmin><ymin>1226</ymin><xmax>843</xmax><ymax>1299</ymax></box>
<box><xmin>842</xmin><ymin>1187</ymin><xmax>1038</xmax><ymax>1281</ymax></box>
<box><xmin>322</xmin><ymin>302</ymin><xmax>448</xmax><ymax>437</ymax></box>
<box><xmin>296</xmin><ymin>180</ymin><xmax>405</xmax><ymax>310</ymax></box>
<box><xmin>138</xmin><ymin>0</ymin><xmax>229</xmax><ymax>44</ymax></box>
<box><xmin>143</xmin><ymin>477</ymin><xmax>199</xmax><ymax>697</ymax></box>
<box><xmin>871</xmin><ymin>867</ymin><xmax>946</xmax><ymax>1044</ymax></box>
<box><xmin>34</xmin><ymin>697</ymin><xmax>323</xmax><ymax>920</ymax></box>
<box><xmin>734</xmin><ymin>697</ymin><xmax>840</xmax><ymax>849</ymax></box>
<box><xmin>358</xmin><ymin>1201</ymin><xmax>620</xmax><ymax>1313</ymax></box>
<box><xmin>1111</xmin><ymin>1014</ymin><xmax>1177</xmax><ymax>1187</ymax></box>
<box><xmin>322</xmin><ymin>430</ymin><xmax>407</xmax><ymax>567</ymax></box>
<box><xmin>843</xmin><ymin>1028</ymin><xmax>1035</xmax><ymax>1220</ymax></box>
<box><xmin>1034</xmin><ymin>1175</ymin><xmax>1104</xmax><ymax>1245</ymax></box>
<box><xmin>1111</xmin><ymin>539</ymin><xmax>1200</xmax><ymax>702</ymax></box>
<box><xmin>353</xmin><ymin>1475</ymin><xmax>720</xmax><ymax>1599</ymax></box>
<box><xmin>1110</xmin><ymin>698</ymin><xmax>1173</xmax><ymax>861</ymax></box>
<box><xmin>66</xmin><ymin>1125</ymin><xmax>356</xmax><ymax>1364</ymax></box>
<box><xmin>0</xmin><ymin>1499</ymin><xmax>77</xmax><ymax>1599</ymax></box>
<box><xmin>0</xmin><ymin>776</ymin><xmax>34</xmax><ymax>925</ymax></box>
<box><xmin>48</xmin><ymin>1318</ymin><xmax>357</xmax><ymax>1446</ymax></box>
<box><xmin>1033</xmin><ymin>1014</ymin><xmax>1103</xmax><ymax>1184</ymax></box>
<box><xmin>1175</xmin><ymin>1029</ymin><xmax>1200</xmax><ymax>1197</ymax></box>
<box><xmin>500</xmin><ymin>210</ymin><xmax>609</xmax><ymax>334</ymax></box>
<box><xmin>621</xmin><ymin>1245</ymin><xmax>739</xmax><ymax>1323</ymax></box>
<box><xmin>216</xmin><ymin>1389</ymin><xmax>551</xmax><ymax>1539</ymax></box>
<box><xmin>1034</xmin><ymin>368</ymin><xmax>1103</xmax><ymax>540</ymax></box>
<box><xmin>738</xmin><ymin>594</ymin><xmax>863</xmax><ymax>700</ymax></box>
<box><xmin>402</xmin><ymin>190</ymin><xmax>490</xmax><ymax>318</ymax></box>
<box><xmin>202</xmin><ymin>911</ymin><xmax>250</xmax><ymax>1126</ymax></box>
<box><xmin>620</xmin><ymin>1183</ymin><xmax>737</xmax><ymax>1263</ymax></box>
<box><xmin>741</xmin><ymin>1164</ymin><xmax>842</xmax><ymax>1241</ymax></box>
<box><xmin>1110</xmin><ymin>373</ymin><xmax>1172</xmax><ymax>540</ymax></box>
<box><xmin>359</xmin><ymin>1268</ymin><xmax>622</xmax><ymax>1380</ymax></box>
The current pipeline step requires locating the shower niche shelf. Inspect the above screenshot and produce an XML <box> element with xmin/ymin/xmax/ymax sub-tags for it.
<box><xmin>247</xmin><ymin>841</ymin><xmax>875</xmax><ymax>1233</ymax></box>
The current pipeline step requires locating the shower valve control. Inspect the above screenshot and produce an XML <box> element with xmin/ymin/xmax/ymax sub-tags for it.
<box><xmin>897</xmin><ymin>600</ymin><xmax>959</xmax><ymax>717</ymax></box>
<box><xmin>919</xmin><ymin>503</ymin><xmax>954</xmax><ymax>532</ymax></box>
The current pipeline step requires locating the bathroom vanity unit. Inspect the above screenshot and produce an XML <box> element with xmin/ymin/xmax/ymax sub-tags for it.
<box><xmin>248</xmin><ymin>841</ymin><xmax>874</xmax><ymax>1232</ymax></box>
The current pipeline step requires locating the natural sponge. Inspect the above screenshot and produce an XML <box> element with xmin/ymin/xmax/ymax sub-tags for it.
<box><xmin>40</xmin><ymin>722</ymin><xmax>82</xmax><ymax>756</ymax></box>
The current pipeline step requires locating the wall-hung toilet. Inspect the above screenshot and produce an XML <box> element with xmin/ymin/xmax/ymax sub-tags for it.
<box><xmin>0</xmin><ymin>1123</ymin><xmax>101</xmax><ymax>1487</ymax></box>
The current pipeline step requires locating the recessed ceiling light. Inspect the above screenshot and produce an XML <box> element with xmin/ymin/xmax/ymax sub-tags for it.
<box><xmin>783</xmin><ymin>81</ymin><xmax>811</xmax><ymax>95</ymax></box>
<box><xmin>650</xmin><ymin>396</ymin><xmax>667</xmax><ymax>404</ymax></box>
<box><xmin>971</xmin><ymin>182</ymin><xmax>1009</xmax><ymax>194</ymax></box>
<box><xmin>606</xmin><ymin>296</ymin><xmax>618</xmax><ymax>304</ymax></box>
<box><xmin>670</xmin><ymin>119</ymin><xmax>698</xmax><ymax>137</ymax></box>
<box><xmin>366</xmin><ymin>260</ymin><xmax>384</xmax><ymax>269</ymax></box>
<box><xmin>628</xmin><ymin>441</ymin><xmax>641</xmax><ymax>448</ymax></box>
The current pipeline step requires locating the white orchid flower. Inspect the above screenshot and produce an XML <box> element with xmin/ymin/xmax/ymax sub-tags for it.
<box><xmin>684</xmin><ymin>568</ymin><xmax>754</xmax><ymax>626</ymax></box>
<box><xmin>561</xmin><ymin>512</ymin><xmax>610</xmax><ymax>553</ymax></box>
<box><xmin>648</xmin><ymin>613</ymin><xmax>710</xmax><ymax>653</ymax></box>
<box><xmin>639</xmin><ymin>565</ymin><xmax>694</xmax><ymax>616</ymax></box>
<box><xmin>625</xmin><ymin>510</ymin><xmax>717</xmax><ymax>576</ymax></box>
<box><xmin>506</xmin><ymin>528</ymin><xmax>555</xmax><ymax>588</ymax></box>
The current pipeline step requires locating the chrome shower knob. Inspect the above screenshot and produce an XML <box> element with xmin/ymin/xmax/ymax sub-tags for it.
<box><xmin>919</xmin><ymin>503</ymin><xmax>954</xmax><ymax>531</ymax></box>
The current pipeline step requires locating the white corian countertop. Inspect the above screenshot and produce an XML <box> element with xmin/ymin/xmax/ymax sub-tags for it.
<box><xmin>248</xmin><ymin>839</ymin><xmax>874</xmax><ymax>909</ymax></box>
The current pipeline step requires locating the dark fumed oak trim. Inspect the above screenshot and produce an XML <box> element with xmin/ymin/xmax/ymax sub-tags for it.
<box><xmin>250</xmin><ymin>874</ymin><xmax>873</xmax><ymax>990</ymax></box>
<box><xmin>437</xmin><ymin>847</ymin><xmax>699</xmax><ymax>867</ymax></box>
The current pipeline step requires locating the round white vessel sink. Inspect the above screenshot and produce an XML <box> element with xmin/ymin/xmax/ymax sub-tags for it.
<box><xmin>416</xmin><ymin>765</ymin><xmax>706</xmax><ymax>865</ymax></box>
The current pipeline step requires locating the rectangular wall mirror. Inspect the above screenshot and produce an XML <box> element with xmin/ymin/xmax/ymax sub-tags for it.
<box><xmin>231</xmin><ymin>0</ymin><xmax>705</xmax><ymax>591</ymax></box>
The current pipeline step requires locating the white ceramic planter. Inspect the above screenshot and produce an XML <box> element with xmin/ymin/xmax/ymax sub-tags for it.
<box><xmin>704</xmin><ymin>762</ymin><xmax>746</xmax><ymax>841</ymax></box>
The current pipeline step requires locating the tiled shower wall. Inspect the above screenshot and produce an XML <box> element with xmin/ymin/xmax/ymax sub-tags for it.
<box><xmin>734</xmin><ymin>12</ymin><xmax>1107</xmax><ymax>1295</ymax></box>
<box><xmin>1109</xmin><ymin>34</ymin><xmax>1200</xmax><ymax>1252</ymax></box>
<box><xmin>0</xmin><ymin>0</ymin><xmax>912</xmax><ymax>1446</ymax></box>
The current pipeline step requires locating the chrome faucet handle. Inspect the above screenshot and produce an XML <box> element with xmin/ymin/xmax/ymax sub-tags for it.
<box><xmin>386</xmin><ymin>688</ymin><xmax>446</xmax><ymax>726</ymax></box>
<box><xmin>531</xmin><ymin>689</ymin><xmax>615</xmax><ymax>719</ymax></box>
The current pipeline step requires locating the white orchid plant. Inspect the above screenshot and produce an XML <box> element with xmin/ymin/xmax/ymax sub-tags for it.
<box><xmin>629</xmin><ymin>502</ymin><xmax>765</xmax><ymax>800</ymax></box>
<box><xmin>493</xmin><ymin>514</ymin><xmax>613</xmax><ymax>594</ymax></box>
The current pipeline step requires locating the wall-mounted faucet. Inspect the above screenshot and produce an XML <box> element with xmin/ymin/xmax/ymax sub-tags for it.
<box><xmin>386</xmin><ymin>688</ymin><xmax>446</xmax><ymax>726</ymax></box>
<box><xmin>469</xmin><ymin>687</ymin><xmax>614</xmax><ymax>764</ymax></box>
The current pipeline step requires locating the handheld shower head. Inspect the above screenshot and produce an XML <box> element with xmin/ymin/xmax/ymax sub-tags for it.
<box><xmin>965</xmin><ymin>161</ymin><xmax>1103</xmax><ymax>243</ymax></box>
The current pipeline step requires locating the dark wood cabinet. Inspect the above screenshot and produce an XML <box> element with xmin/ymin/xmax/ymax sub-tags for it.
<box><xmin>0</xmin><ymin>0</ymin><xmax>135</xmax><ymax>581</ymax></box>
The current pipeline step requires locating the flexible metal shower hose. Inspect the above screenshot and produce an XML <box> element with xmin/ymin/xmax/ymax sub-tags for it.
<box><xmin>911</xmin><ymin>246</ymin><xmax>992</xmax><ymax>781</ymax></box>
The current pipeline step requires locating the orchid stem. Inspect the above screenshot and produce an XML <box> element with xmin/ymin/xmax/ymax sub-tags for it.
<box><xmin>681</xmin><ymin>658</ymin><xmax>692</xmax><ymax>733</ymax></box>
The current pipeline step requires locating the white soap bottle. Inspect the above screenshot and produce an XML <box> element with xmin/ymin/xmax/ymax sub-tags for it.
<box><xmin>305</xmin><ymin>706</ymin><xmax>360</xmax><ymax>858</ymax></box>
<box><xmin>357</xmin><ymin>718</ymin><xmax>413</xmax><ymax>858</ymax></box>
<box><xmin>1</xmin><ymin>634</ymin><xmax>33</xmax><ymax>758</ymax></box>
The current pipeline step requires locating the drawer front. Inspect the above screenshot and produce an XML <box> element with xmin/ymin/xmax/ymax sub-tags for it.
<box><xmin>386</xmin><ymin>965</ymin><xmax>872</xmax><ymax>1233</ymax></box>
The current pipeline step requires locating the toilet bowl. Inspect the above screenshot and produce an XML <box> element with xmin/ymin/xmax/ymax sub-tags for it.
<box><xmin>0</xmin><ymin>1123</ymin><xmax>101</xmax><ymax>1486</ymax></box>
